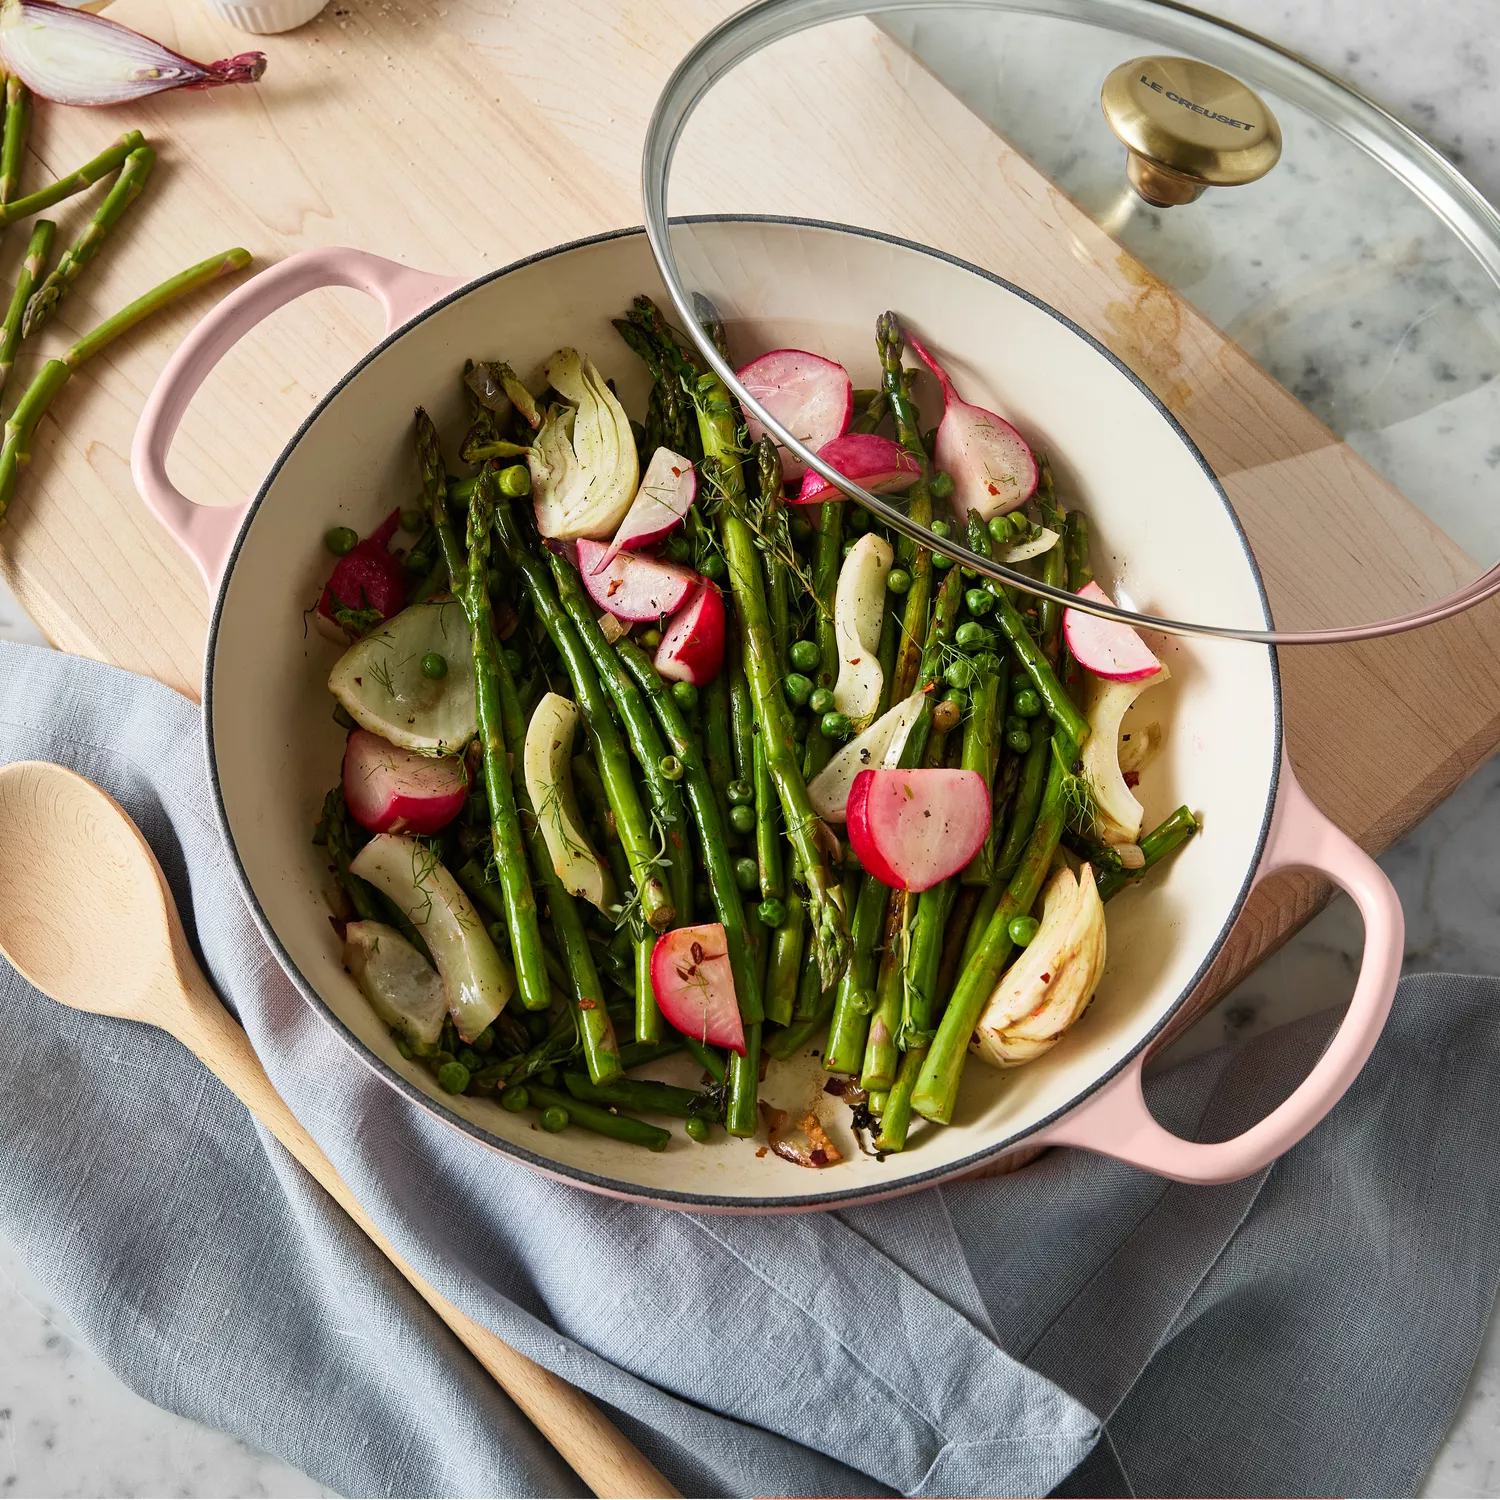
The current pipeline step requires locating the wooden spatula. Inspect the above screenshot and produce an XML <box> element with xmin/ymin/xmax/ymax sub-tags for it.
<box><xmin>0</xmin><ymin>759</ymin><xmax>676</xmax><ymax>1500</ymax></box>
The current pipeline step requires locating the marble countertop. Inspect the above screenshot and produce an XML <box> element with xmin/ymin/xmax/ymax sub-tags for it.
<box><xmin>4</xmin><ymin>0</ymin><xmax>1500</xmax><ymax>1494</ymax></box>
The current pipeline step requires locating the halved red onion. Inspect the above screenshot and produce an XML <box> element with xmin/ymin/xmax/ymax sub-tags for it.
<box><xmin>0</xmin><ymin>1</ymin><xmax>266</xmax><ymax>107</ymax></box>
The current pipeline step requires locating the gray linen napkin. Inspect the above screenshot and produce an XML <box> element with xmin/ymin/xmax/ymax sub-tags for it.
<box><xmin>0</xmin><ymin>637</ymin><xmax>1495</xmax><ymax>1499</ymax></box>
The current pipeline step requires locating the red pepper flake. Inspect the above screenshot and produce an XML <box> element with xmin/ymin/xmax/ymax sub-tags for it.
<box><xmin>1041</xmin><ymin>972</ymin><xmax>1052</xmax><ymax>983</ymax></box>
<box><xmin>1124</xmin><ymin>770</ymin><xmax>1141</xmax><ymax>788</ymax></box>
<box><xmin>755</xmin><ymin>1146</ymin><xmax>769</xmax><ymax>1158</ymax></box>
<box><xmin>824</xmin><ymin>1077</ymin><xmax>848</xmax><ymax>1096</ymax></box>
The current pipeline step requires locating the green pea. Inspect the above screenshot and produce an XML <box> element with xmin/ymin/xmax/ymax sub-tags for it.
<box><xmin>783</xmin><ymin>672</ymin><xmax>813</xmax><ymax>706</ymax></box>
<box><xmin>808</xmin><ymin>687</ymin><xmax>835</xmax><ymax>716</ymax></box>
<box><xmin>498</xmin><ymin>463</ymin><xmax>532</xmax><ymax>498</ymax></box>
<box><xmin>399</xmin><ymin>507</ymin><xmax>425</xmax><ymax>533</ymax></box>
<box><xmin>886</xmin><ymin>568</ymin><xmax>912</xmax><ymax>595</ymax></box>
<box><xmin>1005</xmin><ymin>727</ymin><xmax>1032</xmax><ymax>754</ymax></box>
<box><xmin>841</xmin><ymin>538</ymin><xmax>859</xmax><ymax>559</ymax></box>
<box><xmin>932</xmin><ymin>552</ymin><xmax>954</xmax><ymax>572</ymax></box>
<box><xmin>501</xmin><ymin>1085</ymin><xmax>530</xmax><ymax>1113</ymax></box>
<box><xmin>541</xmin><ymin>1105</ymin><xmax>570</xmax><ymax>1133</ymax></box>
<box><xmin>930</xmin><ymin>471</ymin><xmax>955</xmax><ymax>500</ymax></box>
<box><xmin>988</xmin><ymin>514</ymin><xmax>1012</xmax><ymax>543</ymax></box>
<box><xmin>639</xmin><ymin>626</ymin><xmax>663</xmax><ymax>650</ymax></box>
<box><xmin>965</xmin><ymin>588</ymin><xmax>993</xmax><ymax>617</ymax></box>
<box><xmin>943</xmin><ymin>688</ymin><xmax>968</xmax><ymax>715</ymax></box>
<box><xmin>684</xmin><ymin>1115</ymin><xmax>711</xmax><ymax>1144</ymax></box>
<box><xmin>332</xmin><ymin>702</ymin><xmax>357</xmax><ymax>731</ymax></box>
<box><xmin>658</xmin><ymin>754</ymin><xmax>684</xmax><ymax>783</ymax></box>
<box><xmin>421</xmin><ymin>652</ymin><xmax>448</xmax><ymax>680</ymax></box>
<box><xmin>734</xmin><ymin>856</ymin><xmax>759</xmax><ymax>892</ymax></box>
<box><xmin>325</xmin><ymin>525</ymin><xmax>359</xmax><ymax>557</ymax></box>
<box><xmin>457</xmin><ymin>1047</ymin><xmax>483</xmax><ymax>1072</ymax></box>
<box><xmin>1012</xmin><ymin>687</ymin><xmax>1042</xmax><ymax>718</ymax></box>
<box><xmin>1009</xmin><ymin>510</ymin><xmax>1033</xmax><ymax>537</ymax></box>
<box><xmin>930</xmin><ymin>519</ymin><xmax>952</xmax><ymax>540</ymax></box>
<box><xmin>820</xmin><ymin>711</ymin><xmax>854</xmax><ymax>741</ymax></box>
<box><xmin>788</xmin><ymin>515</ymin><xmax>815</xmax><ymax>546</ymax></box>
<box><xmin>757</xmin><ymin>898</ymin><xmax>787</xmax><ymax>929</ymax></box>
<box><xmin>436</xmin><ymin>1060</ymin><xmax>470</xmax><ymax>1094</ymax></box>
<box><xmin>671</xmin><ymin>680</ymin><xmax>699</xmax><ymax>712</ymax></box>
<box><xmin>472</xmin><ymin>1026</ymin><xmax>496</xmax><ymax>1054</ymax></box>
<box><xmin>392</xmin><ymin>1032</ymin><xmax>414</xmax><ymax>1060</ymax></box>
<box><xmin>972</xmin><ymin>650</ymin><xmax>1004</xmax><ymax>676</ymax></box>
<box><xmin>726</xmin><ymin>779</ymin><xmax>754</xmax><ymax>805</ymax></box>
<box><xmin>954</xmin><ymin>620</ymin><xmax>988</xmax><ymax>650</ymax></box>
<box><xmin>1008</xmin><ymin>915</ymin><xmax>1040</xmax><ymax>948</ymax></box>
<box><xmin>789</xmin><ymin>639</ymin><xmax>821</xmax><ymax>672</ymax></box>
<box><xmin>538</xmin><ymin>1065</ymin><xmax>559</xmax><ymax>1088</ymax></box>
<box><xmin>700</xmin><ymin>553</ymin><xmax>727</xmax><ymax>581</ymax></box>
<box><xmin>944</xmin><ymin>659</ymin><xmax>975</xmax><ymax>690</ymax></box>
<box><xmin>847</xmin><ymin>506</ymin><xmax>870</xmax><ymax>533</ymax></box>
<box><xmin>663</xmin><ymin>535</ymin><xmax>692</xmax><ymax>565</ymax></box>
<box><xmin>501</xmin><ymin>647</ymin><xmax>523</xmax><ymax>674</ymax></box>
<box><xmin>729</xmin><ymin>803</ymin><xmax>756</xmax><ymax>834</ymax></box>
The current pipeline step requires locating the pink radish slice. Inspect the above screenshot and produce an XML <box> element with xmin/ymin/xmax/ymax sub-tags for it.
<box><xmin>650</xmin><ymin>923</ymin><xmax>746</xmax><ymax>1054</ymax></box>
<box><xmin>654</xmin><ymin>582</ymin><xmax>725</xmax><ymax>686</ymax></box>
<box><xmin>845</xmin><ymin>768</ymin><xmax>991</xmax><ymax>892</ymax></box>
<box><xmin>343</xmin><ymin>729</ymin><xmax>470</xmax><ymax>836</ymax></box>
<box><xmin>736</xmin><ymin>349</ymin><xmax>854</xmax><ymax>480</ymax></box>
<box><xmin>575</xmin><ymin>538</ymin><xmax>699</xmax><ymax>622</ymax></box>
<box><xmin>593</xmin><ymin>448</ymin><xmax>697</xmax><ymax>572</ymax></box>
<box><xmin>1063</xmin><ymin>581</ymin><xmax>1162</xmax><ymax>683</ymax></box>
<box><xmin>793</xmin><ymin>432</ymin><xmax>922</xmax><ymax>506</ymax></box>
<box><xmin>907</xmin><ymin>332</ymin><xmax>1037</xmax><ymax>521</ymax></box>
<box><xmin>317</xmin><ymin>508</ymin><xmax>405</xmax><ymax>638</ymax></box>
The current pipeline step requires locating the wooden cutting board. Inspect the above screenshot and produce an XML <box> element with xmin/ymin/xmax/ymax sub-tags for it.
<box><xmin>2</xmin><ymin>0</ymin><xmax>1497</xmax><ymax>1032</ymax></box>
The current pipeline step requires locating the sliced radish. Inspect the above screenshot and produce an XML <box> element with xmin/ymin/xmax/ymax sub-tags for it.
<box><xmin>594</xmin><ymin>447</ymin><xmax>696</xmax><ymax>571</ymax></box>
<box><xmin>1063</xmin><ymin>581</ymin><xmax>1162</xmax><ymax>683</ymax></box>
<box><xmin>575</xmin><ymin>538</ymin><xmax>698</xmax><ymax>622</ymax></box>
<box><xmin>832</xmin><ymin>532</ymin><xmax>893</xmax><ymax>724</ymax></box>
<box><xmin>343</xmin><ymin>729</ymin><xmax>469</xmax><ymax>836</ymax></box>
<box><xmin>793</xmin><ymin>433</ymin><xmax>921</xmax><ymax>506</ymax></box>
<box><xmin>522</xmin><ymin>693</ymin><xmax>612</xmax><ymax>911</ymax></box>
<box><xmin>328</xmin><ymin>602</ymin><xmax>477</xmax><ymax>755</ymax></box>
<box><xmin>317</xmin><ymin>508</ymin><xmax>406</xmax><ymax>641</ymax></box>
<box><xmin>654</xmin><ymin>581</ymin><xmax>725</xmax><ymax>686</ymax></box>
<box><xmin>737</xmin><ymin>349</ymin><xmax>853</xmax><ymax>480</ymax></box>
<box><xmin>651</xmin><ymin>923</ymin><xmax>746</xmax><ymax>1054</ymax></box>
<box><xmin>908</xmin><ymin>332</ymin><xmax>1037</xmax><ymax>521</ymax></box>
<box><xmin>808</xmin><ymin>693</ymin><xmax>926</xmax><ymax>822</ymax></box>
<box><xmin>845</xmin><ymin>768</ymin><xmax>991</xmax><ymax>892</ymax></box>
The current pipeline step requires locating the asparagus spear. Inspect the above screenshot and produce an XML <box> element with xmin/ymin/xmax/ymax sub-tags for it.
<box><xmin>413</xmin><ymin>423</ymin><xmax>549</xmax><ymax>1017</ymax></box>
<box><xmin>0</xmin><ymin>218</ymin><xmax>52</xmax><ymax>397</ymax></box>
<box><xmin>753</xmin><ymin>733</ymin><xmax>783</xmax><ymax>902</ymax></box>
<box><xmin>0</xmin><ymin>74</ymin><xmax>30</xmax><ymax>208</ymax></box>
<box><xmin>1096</xmin><ymin>806</ymin><xmax>1199</xmax><ymax>901</ymax></box>
<box><xmin>912</xmin><ymin>732</ymin><xmax>1079</xmax><ymax>1124</ymax></box>
<box><xmin>548</xmin><ymin>552</ymin><xmax>693</xmax><ymax>923</ymax></box>
<box><xmin>23</xmin><ymin>145</ymin><xmax>156</xmax><ymax>338</ymax></box>
<box><xmin>0</xmin><ymin>129</ymin><xmax>144</xmax><ymax>227</ymax></box>
<box><xmin>0</xmin><ymin>247</ymin><xmax>251</xmax><ymax>528</ymax></box>
<box><xmin>968</xmin><ymin>512</ymin><xmax>1091</xmax><ymax>747</ymax></box>
<box><xmin>697</xmin><ymin>399</ymin><xmax>851</xmax><ymax>985</ymax></box>
<box><xmin>525</xmin><ymin>1083</ymin><xmax>669</xmax><ymax>1152</ymax></box>
<box><xmin>490</xmin><ymin>495</ymin><xmax>675</xmax><ymax>934</ymax></box>
<box><xmin>764</xmin><ymin>892</ymin><xmax>806</xmax><ymax>1026</ymax></box>
<box><xmin>877</xmin><ymin>313</ymin><xmax>935</xmax><ymax>702</ymax></box>
<box><xmin>562</xmin><ymin>1071</ymin><xmax>717</xmax><ymax>1120</ymax></box>
<box><xmin>701</xmin><ymin>666</ymin><xmax>734</xmax><ymax>831</ymax></box>
<box><xmin>615</xmin><ymin>637</ymin><xmax>766</xmax><ymax>1134</ymax></box>
<box><xmin>757</xmin><ymin>435</ymin><xmax>793</xmax><ymax>677</ymax></box>
<box><xmin>801</xmin><ymin>499</ymin><xmax>844</xmax><ymax>780</ymax></box>
<box><xmin>725</xmin><ymin>1023</ymin><xmax>762</xmax><ymax>1139</ymax></box>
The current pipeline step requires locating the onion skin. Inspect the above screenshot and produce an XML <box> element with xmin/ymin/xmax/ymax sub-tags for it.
<box><xmin>0</xmin><ymin>0</ymin><xmax>266</xmax><ymax>107</ymax></box>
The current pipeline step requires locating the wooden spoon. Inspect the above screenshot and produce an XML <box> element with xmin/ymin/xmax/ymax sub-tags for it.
<box><xmin>0</xmin><ymin>760</ymin><xmax>676</xmax><ymax>1500</ymax></box>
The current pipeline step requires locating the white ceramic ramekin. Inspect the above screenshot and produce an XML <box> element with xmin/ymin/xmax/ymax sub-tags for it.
<box><xmin>200</xmin><ymin>0</ymin><xmax>326</xmax><ymax>34</ymax></box>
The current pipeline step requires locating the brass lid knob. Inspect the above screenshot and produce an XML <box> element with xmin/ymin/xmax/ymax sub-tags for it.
<box><xmin>1101</xmin><ymin>56</ymin><xmax>1282</xmax><ymax>206</ymax></box>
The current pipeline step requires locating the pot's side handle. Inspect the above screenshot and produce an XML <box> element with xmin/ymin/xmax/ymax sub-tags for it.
<box><xmin>1033</xmin><ymin>751</ymin><xmax>1403</xmax><ymax>1184</ymax></box>
<box><xmin>130</xmin><ymin>248</ymin><xmax>464</xmax><ymax>592</ymax></box>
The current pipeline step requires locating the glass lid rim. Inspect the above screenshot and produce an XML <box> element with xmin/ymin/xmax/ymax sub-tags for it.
<box><xmin>639</xmin><ymin>0</ymin><xmax>1500</xmax><ymax>645</ymax></box>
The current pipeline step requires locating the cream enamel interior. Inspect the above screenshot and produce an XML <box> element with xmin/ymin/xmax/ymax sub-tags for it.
<box><xmin>208</xmin><ymin>223</ymin><xmax>1278</xmax><ymax>1208</ymax></box>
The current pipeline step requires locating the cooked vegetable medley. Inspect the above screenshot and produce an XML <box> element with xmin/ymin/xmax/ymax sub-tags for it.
<box><xmin>311</xmin><ymin>299</ymin><xmax>1199</xmax><ymax>1160</ymax></box>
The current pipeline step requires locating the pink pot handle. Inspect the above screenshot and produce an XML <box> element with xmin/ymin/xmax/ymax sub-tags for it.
<box><xmin>131</xmin><ymin>247</ymin><xmax>464</xmax><ymax>591</ymax></box>
<box><xmin>1034</xmin><ymin>752</ymin><xmax>1403</xmax><ymax>1183</ymax></box>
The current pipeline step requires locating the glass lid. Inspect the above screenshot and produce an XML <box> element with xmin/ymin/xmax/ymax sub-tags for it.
<box><xmin>640</xmin><ymin>0</ymin><xmax>1500</xmax><ymax>643</ymax></box>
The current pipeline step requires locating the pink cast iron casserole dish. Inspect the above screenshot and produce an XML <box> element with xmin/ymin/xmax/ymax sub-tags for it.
<box><xmin>129</xmin><ymin>220</ymin><xmax>1403</xmax><ymax>1211</ymax></box>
